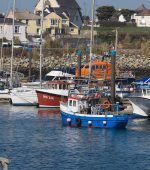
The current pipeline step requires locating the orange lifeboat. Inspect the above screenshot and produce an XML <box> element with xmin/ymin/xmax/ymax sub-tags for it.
<box><xmin>75</xmin><ymin>60</ymin><xmax>111</xmax><ymax>79</ymax></box>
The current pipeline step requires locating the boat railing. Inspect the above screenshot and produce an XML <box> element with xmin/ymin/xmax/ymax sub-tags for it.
<box><xmin>91</xmin><ymin>102</ymin><xmax>120</xmax><ymax>115</ymax></box>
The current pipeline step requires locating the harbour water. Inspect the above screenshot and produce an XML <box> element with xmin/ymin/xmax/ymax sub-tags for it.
<box><xmin>0</xmin><ymin>103</ymin><xmax>150</xmax><ymax>170</ymax></box>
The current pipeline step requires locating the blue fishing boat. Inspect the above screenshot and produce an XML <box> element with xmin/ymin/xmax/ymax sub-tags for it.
<box><xmin>60</xmin><ymin>94</ymin><xmax>129</xmax><ymax>128</ymax></box>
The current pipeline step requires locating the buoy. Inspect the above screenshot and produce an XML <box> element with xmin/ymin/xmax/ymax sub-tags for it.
<box><xmin>103</xmin><ymin>121</ymin><xmax>107</xmax><ymax>126</ymax></box>
<box><xmin>88</xmin><ymin>120</ymin><xmax>92</xmax><ymax>127</ymax></box>
<box><xmin>67</xmin><ymin>118</ymin><xmax>71</xmax><ymax>126</ymax></box>
<box><xmin>67</xmin><ymin>118</ymin><xmax>71</xmax><ymax>122</ymax></box>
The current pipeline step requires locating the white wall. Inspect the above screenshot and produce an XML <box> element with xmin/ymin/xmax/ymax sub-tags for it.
<box><xmin>0</xmin><ymin>24</ymin><xmax>27</xmax><ymax>42</ymax></box>
<box><xmin>132</xmin><ymin>14</ymin><xmax>150</xmax><ymax>27</ymax></box>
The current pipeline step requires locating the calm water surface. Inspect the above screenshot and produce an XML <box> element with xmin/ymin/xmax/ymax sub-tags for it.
<box><xmin>0</xmin><ymin>103</ymin><xmax>150</xmax><ymax>170</ymax></box>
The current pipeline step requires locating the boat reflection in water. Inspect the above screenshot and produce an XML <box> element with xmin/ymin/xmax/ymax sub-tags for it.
<box><xmin>37</xmin><ymin>108</ymin><xmax>60</xmax><ymax>116</ymax></box>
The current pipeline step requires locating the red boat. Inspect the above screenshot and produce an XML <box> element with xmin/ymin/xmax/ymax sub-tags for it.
<box><xmin>36</xmin><ymin>80</ymin><xmax>75</xmax><ymax>108</ymax></box>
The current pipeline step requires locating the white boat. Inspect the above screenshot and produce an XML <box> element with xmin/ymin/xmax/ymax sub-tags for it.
<box><xmin>0</xmin><ymin>81</ymin><xmax>10</xmax><ymax>100</ymax></box>
<box><xmin>128</xmin><ymin>77</ymin><xmax>150</xmax><ymax>118</ymax></box>
<box><xmin>128</xmin><ymin>88</ymin><xmax>150</xmax><ymax>118</ymax></box>
<box><xmin>10</xmin><ymin>86</ymin><xmax>38</xmax><ymax>106</ymax></box>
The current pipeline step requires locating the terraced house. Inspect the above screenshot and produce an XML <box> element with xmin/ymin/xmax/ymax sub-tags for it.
<box><xmin>0</xmin><ymin>18</ymin><xmax>27</xmax><ymax>42</ymax></box>
<box><xmin>7</xmin><ymin>9</ymin><xmax>41</xmax><ymax>36</ymax></box>
<box><xmin>34</xmin><ymin>0</ymin><xmax>82</xmax><ymax>36</ymax></box>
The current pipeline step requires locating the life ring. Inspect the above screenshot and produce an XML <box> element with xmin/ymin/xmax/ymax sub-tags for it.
<box><xmin>75</xmin><ymin>118</ymin><xmax>81</xmax><ymax>127</ymax></box>
<box><xmin>103</xmin><ymin>100</ymin><xmax>111</xmax><ymax>109</ymax></box>
<box><xmin>95</xmin><ymin>93</ymin><xmax>101</xmax><ymax>98</ymax></box>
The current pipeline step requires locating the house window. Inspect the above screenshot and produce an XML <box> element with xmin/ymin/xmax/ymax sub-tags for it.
<box><xmin>62</xmin><ymin>20</ymin><xmax>66</xmax><ymax>24</ymax></box>
<box><xmin>70</xmin><ymin>28</ymin><xmax>74</xmax><ymax>32</ymax></box>
<box><xmin>14</xmin><ymin>26</ymin><xmax>20</xmax><ymax>33</ymax></box>
<box><xmin>26</xmin><ymin>19</ymin><xmax>28</xmax><ymax>24</ymax></box>
<box><xmin>37</xmin><ymin>19</ymin><xmax>41</xmax><ymax>25</ymax></box>
<box><xmin>51</xmin><ymin>19</ymin><xmax>58</xmax><ymax>26</ymax></box>
<box><xmin>37</xmin><ymin>28</ymin><xmax>40</xmax><ymax>34</ymax></box>
<box><xmin>0</xmin><ymin>26</ymin><xmax>3</xmax><ymax>34</ymax></box>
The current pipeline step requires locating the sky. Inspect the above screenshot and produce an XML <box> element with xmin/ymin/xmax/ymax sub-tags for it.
<box><xmin>0</xmin><ymin>0</ymin><xmax>150</xmax><ymax>16</ymax></box>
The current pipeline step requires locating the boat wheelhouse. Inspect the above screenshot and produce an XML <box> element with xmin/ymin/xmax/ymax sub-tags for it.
<box><xmin>36</xmin><ymin>80</ymin><xmax>76</xmax><ymax>108</ymax></box>
<box><xmin>75</xmin><ymin>60</ymin><xmax>111</xmax><ymax>80</ymax></box>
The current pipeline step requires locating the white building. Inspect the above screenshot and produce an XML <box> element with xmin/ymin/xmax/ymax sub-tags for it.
<box><xmin>0</xmin><ymin>18</ymin><xmax>27</xmax><ymax>42</ymax></box>
<box><xmin>132</xmin><ymin>4</ymin><xmax>150</xmax><ymax>27</ymax></box>
<box><xmin>119</xmin><ymin>14</ymin><xmax>126</xmax><ymax>22</ymax></box>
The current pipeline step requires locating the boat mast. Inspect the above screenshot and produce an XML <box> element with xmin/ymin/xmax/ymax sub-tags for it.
<box><xmin>115</xmin><ymin>28</ymin><xmax>118</xmax><ymax>52</ymax></box>
<box><xmin>111</xmin><ymin>29</ymin><xmax>117</xmax><ymax>104</ymax></box>
<box><xmin>88</xmin><ymin>0</ymin><xmax>95</xmax><ymax>87</ymax></box>
<box><xmin>39</xmin><ymin>0</ymin><xmax>44</xmax><ymax>88</ymax></box>
<box><xmin>10</xmin><ymin>0</ymin><xmax>16</xmax><ymax>88</ymax></box>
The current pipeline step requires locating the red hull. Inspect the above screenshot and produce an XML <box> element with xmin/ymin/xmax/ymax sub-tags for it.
<box><xmin>36</xmin><ymin>90</ymin><xmax>68</xmax><ymax>108</ymax></box>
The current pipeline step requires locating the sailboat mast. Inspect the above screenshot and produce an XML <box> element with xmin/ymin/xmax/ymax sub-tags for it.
<box><xmin>10</xmin><ymin>0</ymin><xmax>16</xmax><ymax>88</ymax></box>
<box><xmin>88</xmin><ymin>0</ymin><xmax>95</xmax><ymax>86</ymax></box>
<box><xmin>39</xmin><ymin>0</ymin><xmax>44</xmax><ymax>88</ymax></box>
<box><xmin>115</xmin><ymin>28</ymin><xmax>118</xmax><ymax>52</ymax></box>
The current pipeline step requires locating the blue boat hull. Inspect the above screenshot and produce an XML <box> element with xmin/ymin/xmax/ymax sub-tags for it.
<box><xmin>61</xmin><ymin>111</ymin><xmax>128</xmax><ymax>128</ymax></box>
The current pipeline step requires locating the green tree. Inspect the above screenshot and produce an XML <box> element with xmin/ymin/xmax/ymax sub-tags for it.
<box><xmin>96</xmin><ymin>6</ymin><xmax>116</xmax><ymax>21</ymax></box>
<box><xmin>82</xmin><ymin>15</ymin><xmax>90</xmax><ymax>25</ymax></box>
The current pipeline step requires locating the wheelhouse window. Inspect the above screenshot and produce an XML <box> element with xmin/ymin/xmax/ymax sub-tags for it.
<box><xmin>55</xmin><ymin>84</ymin><xmax>57</xmax><ymax>89</ymax></box>
<box><xmin>14</xmin><ymin>26</ymin><xmax>20</xmax><ymax>33</ymax></box>
<box><xmin>92</xmin><ymin>65</ymin><xmax>95</xmax><ymax>70</ymax></box>
<box><xmin>69</xmin><ymin>100</ymin><xmax>72</xmax><ymax>106</ymax></box>
<box><xmin>73</xmin><ymin>101</ymin><xmax>76</xmax><ymax>107</ymax></box>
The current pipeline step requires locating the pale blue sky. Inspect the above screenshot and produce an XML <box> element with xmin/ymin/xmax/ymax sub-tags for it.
<box><xmin>0</xmin><ymin>0</ymin><xmax>150</xmax><ymax>16</ymax></box>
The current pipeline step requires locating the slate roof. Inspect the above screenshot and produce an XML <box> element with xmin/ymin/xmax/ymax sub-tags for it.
<box><xmin>14</xmin><ymin>10</ymin><xmax>41</xmax><ymax>20</ymax></box>
<box><xmin>36</xmin><ymin>0</ymin><xmax>82</xmax><ymax>23</ymax></box>
<box><xmin>57</xmin><ymin>0</ymin><xmax>80</xmax><ymax>9</ymax></box>
<box><xmin>0</xmin><ymin>18</ymin><xmax>26</xmax><ymax>25</ymax></box>
<box><xmin>56</xmin><ymin>0</ymin><xmax>81</xmax><ymax>22</ymax></box>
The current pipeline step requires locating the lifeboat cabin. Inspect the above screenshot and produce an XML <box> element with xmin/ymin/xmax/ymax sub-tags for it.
<box><xmin>75</xmin><ymin>60</ymin><xmax>111</xmax><ymax>79</ymax></box>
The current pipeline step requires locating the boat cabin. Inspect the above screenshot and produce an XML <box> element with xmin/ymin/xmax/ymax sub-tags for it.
<box><xmin>75</xmin><ymin>60</ymin><xmax>111</xmax><ymax>79</ymax></box>
<box><xmin>68</xmin><ymin>94</ymin><xmax>100</xmax><ymax>113</ymax></box>
<box><xmin>46</xmin><ymin>80</ymin><xmax>76</xmax><ymax>90</ymax></box>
